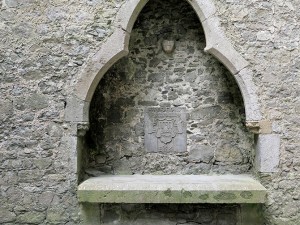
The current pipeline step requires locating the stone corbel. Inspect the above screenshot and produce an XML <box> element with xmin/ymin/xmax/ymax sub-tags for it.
<box><xmin>246</xmin><ymin>120</ymin><xmax>281</xmax><ymax>173</ymax></box>
<box><xmin>77</xmin><ymin>123</ymin><xmax>90</xmax><ymax>137</ymax></box>
<box><xmin>246</xmin><ymin>120</ymin><xmax>272</xmax><ymax>134</ymax></box>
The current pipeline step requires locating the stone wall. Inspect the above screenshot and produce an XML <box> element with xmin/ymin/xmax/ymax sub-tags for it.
<box><xmin>213</xmin><ymin>1</ymin><xmax>300</xmax><ymax>224</ymax></box>
<box><xmin>0</xmin><ymin>0</ymin><xmax>299</xmax><ymax>224</ymax></box>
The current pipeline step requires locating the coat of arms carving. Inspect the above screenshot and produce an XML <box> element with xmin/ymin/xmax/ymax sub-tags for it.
<box><xmin>145</xmin><ymin>107</ymin><xmax>187</xmax><ymax>153</ymax></box>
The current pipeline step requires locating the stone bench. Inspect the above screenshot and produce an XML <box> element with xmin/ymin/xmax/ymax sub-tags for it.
<box><xmin>78</xmin><ymin>174</ymin><xmax>266</xmax><ymax>204</ymax></box>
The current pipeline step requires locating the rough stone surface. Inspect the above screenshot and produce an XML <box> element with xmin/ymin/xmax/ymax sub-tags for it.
<box><xmin>0</xmin><ymin>0</ymin><xmax>299</xmax><ymax>224</ymax></box>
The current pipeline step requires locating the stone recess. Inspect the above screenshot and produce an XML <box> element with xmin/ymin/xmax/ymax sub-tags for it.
<box><xmin>99</xmin><ymin>203</ymin><xmax>240</xmax><ymax>225</ymax></box>
<box><xmin>87</xmin><ymin>0</ymin><xmax>254</xmax><ymax>176</ymax></box>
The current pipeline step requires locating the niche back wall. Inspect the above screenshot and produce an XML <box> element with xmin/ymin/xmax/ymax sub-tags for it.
<box><xmin>87</xmin><ymin>0</ymin><xmax>254</xmax><ymax>176</ymax></box>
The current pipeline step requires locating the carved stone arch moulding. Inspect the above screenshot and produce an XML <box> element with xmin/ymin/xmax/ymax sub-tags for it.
<box><xmin>65</xmin><ymin>0</ymin><xmax>280</xmax><ymax>173</ymax></box>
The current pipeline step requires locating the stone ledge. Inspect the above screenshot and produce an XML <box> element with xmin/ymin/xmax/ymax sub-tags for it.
<box><xmin>78</xmin><ymin>175</ymin><xmax>266</xmax><ymax>204</ymax></box>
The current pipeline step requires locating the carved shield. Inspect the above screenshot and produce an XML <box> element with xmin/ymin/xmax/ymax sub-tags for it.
<box><xmin>156</xmin><ymin>119</ymin><xmax>176</xmax><ymax>144</ymax></box>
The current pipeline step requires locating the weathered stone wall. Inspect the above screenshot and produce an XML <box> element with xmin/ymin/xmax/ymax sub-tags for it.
<box><xmin>0</xmin><ymin>0</ymin><xmax>299</xmax><ymax>225</ymax></box>
<box><xmin>213</xmin><ymin>1</ymin><xmax>300</xmax><ymax>224</ymax></box>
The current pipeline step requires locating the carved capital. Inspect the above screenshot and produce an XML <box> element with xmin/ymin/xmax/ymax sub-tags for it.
<box><xmin>77</xmin><ymin>123</ymin><xmax>90</xmax><ymax>137</ymax></box>
<box><xmin>246</xmin><ymin>120</ymin><xmax>272</xmax><ymax>134</ymax></box>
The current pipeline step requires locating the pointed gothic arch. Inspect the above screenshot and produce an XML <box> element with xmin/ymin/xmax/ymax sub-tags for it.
<box><xmin>65</xmin><ymin>0</ymin><xmax>279</xmax><ymax>175</ymax></box>
<box><xmin>66</xmin><ymin>0</ymin><xmax>262</xmax><ymax>123</ymax></box>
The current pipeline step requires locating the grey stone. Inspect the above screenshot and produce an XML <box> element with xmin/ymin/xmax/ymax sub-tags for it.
<box><xmin>138</xmin><ymin>100</ymin><xmax>158</xmax><ymax>106</ymax></box>
<box><xmin>39</xmin><ymin>192</ymin><xmax>55</xmax><ymax>205</ymax></box>
<box><xmin>190</xmin><ymin>106</ymin><xmax>221</xmax><ymax>120</ymax></box>
<box><xmin>134</xmin><ymin>123</ymin><xmax>144</xmax><ymax>136</ymax></box>
<box><xmin>255</xmin><ymin>134</ymin><xmax>280</xmax><ymax>172</ymax></box>
<box><xmin>17</xmin><ymin>211</ymin><xmax>45</xmax><ymax>224</ymax></box>
<box><xmin>95</xmin><ymin>154</ymin><xmax>106</xmax><ymax>164</ymax></box>
<box><xmin>80</xmin><ymin>204</ymin><xmax>100</xmax><ymax>225</ymax></box>
<box><xmin>23</xmin><ymin>70</ymin><xmax>44</xmax><ymax>80</ymax></box>
<box><xmin>148</xmin><ymin>73</ymin><xmax>164</xmax><ymax>83</ymax></box>
<box><xmin>0</xmin><ymin>99</ymin><xmax>13</xmax><ymax>121</ymax></box>
<box><xmin>13</xmin><ymin>97</ymin><xmax>26</xmax><ymax>111</ymax></box>
<box><xmin>256</xmin><ymin>31</ymin><xmax>272</xmax><ymax>41</ymax></box>
<box><xmin>145</xmin><ymin>107</ymin><xmax>187</xmax><ymax>153</ymax></box>
<box><xmin>65</xmin><ymin>96</ymin><xmax>90</xmax><ymax>122</ymax></box>
<box><xmin>46</xmin><ymin>206</ymin><xmax>68</xmax><ymax>224</ymax></box>
<box><xmin>149</xmin><ymin>58</ymin><xmax>161</xmax><ymax>67</ymax></box>
<box><xmin>185</xmin><ymin>69</ymin><xmax>197</xmax><ymax>83</ymax></box>
<box><xmin>188</xmin><ymin>145</ymin><xmax>214</xmax><ymax>163</ymax></box>
<box><xmin>18</xmin><ymin>170</ymin><xmax>41</xmax><ymax>183</ymax></box>
<box><xmin>0</xmin><ymin>207</ymin><xmax>16</xmax><ymax>223</ymax></box>
<box><xmin>4</xmin><ymin>0</ymin><xmax>18</xmax><ymax>8</ymax></box>
<box><xmin>26</xmin><ymin>93</ymin><xmax>48</xmax><ymax>110</ymax></box>
<box><xmin>47</xmin><ymin>122</ymin><xmax>63</xmax><ymax>137</ymax></box>
<box><xmin>34</xmin><ymin>158</ymin><xmax>52</xmax><ymax>170</ymax></box>
<box><xmin>78</xmin><ymin>175</ymin><xmax>266</xmax><ymax>204</ymax></box>
<box><xmin>168</xmin><ymin>91</ymin><xmax>178</xmax><ymax>100</ymax></box>
<box><xmin>22</xmin><ymin>113</ymin><xmax>35</xmax><ymax>121</ymax></box>
<box><xmin>215</xmin><ymin>145</ymin><xmax>243</xmax><ymax>164</ymax></box>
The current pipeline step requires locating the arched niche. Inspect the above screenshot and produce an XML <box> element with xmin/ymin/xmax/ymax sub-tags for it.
<box><xmin>66</xmin><ymin>0</ymin><xmax>262</xmax><ymax>123</ymax></box>
<box><xmin>66</xmin><ymin>1</ymin><xmax>282</xmax><ymax>224</ymax></box>
<box><xmin>65</xmin><ymin>0</ymin><xmax>279</xmax><ymax>181</ymax></box>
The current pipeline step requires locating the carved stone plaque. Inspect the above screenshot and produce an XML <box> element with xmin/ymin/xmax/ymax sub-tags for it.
<box><xmin>145</xmin><ymin>107</ymin><xmax>187</xmax><ymax>153</ymax></box>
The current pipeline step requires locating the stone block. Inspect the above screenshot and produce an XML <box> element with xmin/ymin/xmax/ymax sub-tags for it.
<box><xmin>255</xmin><ymin>134</ymin><xmax>280</xmax><ymax>172</ymax></box>
<box><xmin>78</xmin><ymin>175</ymin><xmax>267</xmax><ymax>204</ymax></box>
<box><xmin>188</xmin><ymin>0</ymin><xmax>216</xmax><ymax>22</ymax></box>
<box><xmin>0</xmin><ymin>99</ymin><xmax>13</xmax><ymax>121</ymax></box>
<box><xmin>259</xmin><ymin>120</ymin><xmax>272</xmax><ymax>134</ymax></box>
<box><xmin>17</xmin><ymin>212</ymin><xmax>45</xmax><ymax>224</ymax></box>
<box><xmin>25</xmin><ymin>93</ymin><xmax>49</xmax><ymax>110</ymax></box>
<box><xmin>0</xmin><ymin>207</ymin><xmax>16</xmax><ymax>223</ymax></box>
<box><xmin>188</xmin><ymin>145</ymin><xmax>214</xmax><ymax>163</ymax></box>
<box><xmin>80</xmin><ymin>203</ymin><xmax>100</xmax><ymax>225</ymax></box>
<box><xmin>65</xmin><ymin>96</ymin><xmax>90</xmax><ymax>122</ymax></box>
<box><xmin>215</xmin><ymin>145</ymin><xmax>243</xmax><ymax>164</ymax></box>
<box><xmin>190</xmin><ymin>105</ymin><xmax>221</xmax><ymax>120</ymax></box>
<box><xmin>145</xmin><ymin>107</ymin><xmax>187</xmax><ymax>153</ymax></box>
<box><xmin>235</xmin><ymin>68</ymin><xmax>262</xmax><ymax>121</ymax></box>
<box><xmin>46</xmin><ymin>206</ymin><xmax>68</xmax><ymax>224</ymax></box>
<box><xmin>240</xmin><ymin>204</ymin><xmax>264</xmax><ymax>225</ymax></box>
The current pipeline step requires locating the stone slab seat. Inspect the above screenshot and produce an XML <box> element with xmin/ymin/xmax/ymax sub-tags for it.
<box><xmin>78</xmin><ymin>175</ymin><xmax>266</xmax><ymax>204</ymax></box>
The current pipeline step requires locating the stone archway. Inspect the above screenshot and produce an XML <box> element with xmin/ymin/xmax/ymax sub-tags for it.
<box><xmin>66</xmin><ymin>0</ymin><xmax>262</xmax><ymax>123</ymax></box>
<box><xmin>65</xmin><ymin>0</ymin><xmax>279</xmax><ymax>178</ymax></box>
